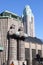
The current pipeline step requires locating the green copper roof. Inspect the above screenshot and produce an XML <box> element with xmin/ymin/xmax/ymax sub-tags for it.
<box><xmin>0</xmin><ymin>10</ymin><xmax>22</xmax><ymax>20</ymax></box>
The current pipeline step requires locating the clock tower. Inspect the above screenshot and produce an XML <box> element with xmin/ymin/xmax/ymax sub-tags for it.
<box><xmin>23</xmin><ymin>5</ymin><xmax>35</xmax><ymax>37</ymax></box>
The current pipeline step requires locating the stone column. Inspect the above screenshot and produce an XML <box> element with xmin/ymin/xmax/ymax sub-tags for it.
<box><xmin>35</xmin><ymin>43</ymin><xmax>38</xmax><ymax>65</ymax></box>
<box><xmin>41</xmin><ymin>44</ymin><xmax>43</xmax><ymax>57</ymax></box>
<box><xmin>29</xmin><ymin>42</ymin><xmax>32</xmax><ymax>65</ymax></box>
<box><xmin>8</xmin><ymin>38</ymin><xmax>18</xmax><ymax>65</ymax></box>
<box><xmin>18</xmin><ymin>39</ymin><xmax>27</xmax><ymax>65</ymax></box>
<box><xmin>35</xmin><ymin>43</ymin><xmax>38</xmax><ymax>54</ymax></box>
<box><xmin>18</xmin><ymin>40</ymin><xmax>25</xmax><ymax>61</ymax></box>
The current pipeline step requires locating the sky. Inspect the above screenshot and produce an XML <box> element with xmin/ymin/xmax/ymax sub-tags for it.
<box><xmin>0</xmin><ymin>0</ymin><xmax>43</xmax><ymax>40</ymax></box>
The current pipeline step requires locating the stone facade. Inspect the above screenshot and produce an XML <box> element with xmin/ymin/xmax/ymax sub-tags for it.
<box><xmin>0</xmin><ymin>5</ymin><xmax>43</xmax><ymax>65</ymax></box>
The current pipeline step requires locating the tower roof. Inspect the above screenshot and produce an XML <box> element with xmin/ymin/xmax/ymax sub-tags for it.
<box><xmin>23</xmin><ymin>5</ymin><xmax>33</xmax><ymax>16</ymax></box>
<box><xmin>25</xmin><ymin>5</ymin><xmax>31</xmax><ymax>11</ymax></box>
